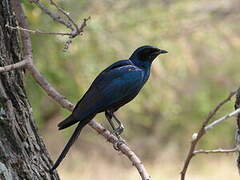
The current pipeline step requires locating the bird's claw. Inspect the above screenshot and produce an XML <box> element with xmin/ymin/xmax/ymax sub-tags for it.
<box><xmin>113</xmin><ymin>137</ymin><xmax>126</xmax><ymax>150</ymax></box>
<box><xmin>112</xmin><ymin>124</ymin><xmax>124</xmax><ymax>135</ymax></box>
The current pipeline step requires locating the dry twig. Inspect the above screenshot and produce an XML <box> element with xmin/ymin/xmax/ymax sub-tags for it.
<box><xmin>29</xmin><ymin>0</ymin><xmax>74</xmax><ymax>30</ymax></box>
<box><xmin>27</xmin><ymin>0</ymin><xmax>90</xmax><ymax>50</ymax></box>
<box><xmin>3</xmin><ymin>1</ymin><xmax>151</xmax><ymax>180</ymax></box>
<box><xmin>194</xmin><ymin>147</ymin><xmax>238</xmax><ymax>155</ymax></box>
<box><xmin>6</xmin><ymin>24</ymin><xmax>72</xmax><ymax>36</ymax></box>
<box><xmin>180</xmin><ymin>90</ymin><xmax>237</xmax><ymax>180</ymax></box>
<box><xmin>48</xmin><ymin>0</ymin><xmax>79</xmax><ymax>30</ymax></box>
<box><xmin>205</xmin><ymin>108</ymin><xmax>240</xmax><ymax>131</ymax></box>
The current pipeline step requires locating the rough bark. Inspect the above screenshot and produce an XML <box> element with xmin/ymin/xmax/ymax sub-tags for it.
<box><xmin>235</xmin><ymin>88</ymin><xmax>240</xmax><ymax>173</ymax></box>
<box><xmin>0</xmin><ymin>0</ymin><xmax>59</xmax><ymax>179</ymax></box>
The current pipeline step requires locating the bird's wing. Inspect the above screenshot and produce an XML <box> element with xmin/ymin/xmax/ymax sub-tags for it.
<box><xmin>72</xmin><ymin>59</ymin><xmax>144</xmax><ymax>121</ymax></box>
<box><xmin>90</xmin><ymin>60</ymin><xmax>134</xmax><ymax>85</ymax></box>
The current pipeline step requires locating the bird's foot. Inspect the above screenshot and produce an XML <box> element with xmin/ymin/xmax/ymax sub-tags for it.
<box><xmin>112</xmin><ymin>124</ymin><xmax>124</xmax><ymax>135</ymax></box>
<box><xmin>113</xmin><ymin>136</ymin><xmax>126</xmax><ymax>150</ymax></box>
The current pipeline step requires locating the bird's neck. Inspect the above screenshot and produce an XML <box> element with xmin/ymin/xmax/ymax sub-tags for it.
<box><xmin>130</xmin><ymin>58</ymin><xmax>151</xmax><ymax>83</ymax></box>
<box><xmin>130</xmin><ymin>58</ymin><xmax>152</xmax><ymax>70</ymax></box>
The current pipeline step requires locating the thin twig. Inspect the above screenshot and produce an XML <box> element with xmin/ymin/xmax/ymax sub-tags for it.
<box><xmin>28</xmin><ymin>0</ymin><xmax>90</xmax><ymax>50</ymax></box>
<box><xmin>48</xmin><ymin>0</ymin><xmax>78</xmax><ymax>31</ymax></box>
<box><xmin>180</xmin><ymin>90</ymin><xmax>237</xmax><ymax>180</ymax></box>
<box><xmin>11</xmin><ymin>1</ymin><xmax>150</xmax><ymax>180</ymax></box>
<box><xmin>0</xmin><ymin>60</ymin><xmax>28</xmax><ymax>73</ymax></box>
<box><xmin>6</xmin><ymin>24</ymin><xmax>72</xmax><ymax>36</ymax></box>
<box><xmin>63</xmin><ymin>16</ymin><xmax>90</xmax><ymax>51</ymax></box>
<box><xmin>194</xmin><ymin>147</ymin><xmax>238</xmax><ymax>155</ymax></box>
<box><xmin>78</xmin><ymin>17</ymin><xmax>91</xmax><ymax>34</ymax></box>
<box><xmin>28</xmin><ymin>0</ymin><xmax>74</xmax><ymax>30</ymax></box>
<box><xmin>205</xmin><ymin>108</ymin><xmax>240</xmax><ymax>131</ymax></box>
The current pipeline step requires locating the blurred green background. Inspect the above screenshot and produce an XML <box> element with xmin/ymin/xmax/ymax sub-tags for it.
<box><xmin>23</xmin><ymin>0</ymin><xmax>239</xmax><ymax>179</ymax></box>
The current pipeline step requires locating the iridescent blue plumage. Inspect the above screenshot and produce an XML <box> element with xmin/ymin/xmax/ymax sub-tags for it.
<box><xmin>51</xmin><ymin>45</ymin><xmax>168</xmax><ymax>171</ymax></box>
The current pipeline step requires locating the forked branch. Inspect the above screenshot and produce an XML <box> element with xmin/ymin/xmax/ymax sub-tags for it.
<box><xmin>180</xmin><ymin>90</ymin><xmax>237</xmax><ymax>180</ymax></box>
<box><xmin>27</xmin><ymin>0</ymin><xmax>90</xmax><ymax>50</ymax></box>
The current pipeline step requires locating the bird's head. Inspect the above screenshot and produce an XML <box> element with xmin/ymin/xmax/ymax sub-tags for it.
<box><xmin>129</xmin><ymin>45</ymin><xmax>168</xmax><ymax>65</ymax></box>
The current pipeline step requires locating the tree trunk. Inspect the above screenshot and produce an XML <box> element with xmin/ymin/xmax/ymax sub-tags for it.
<box><xmin>0</xmin><ymin>0</ymin><xmax>59</xmax><ymax>179</ymax></box>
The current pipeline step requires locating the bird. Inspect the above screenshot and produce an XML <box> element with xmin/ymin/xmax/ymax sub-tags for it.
<box><xmin>51</xmin><ymin>45</ymin><xmax>168</xmax><ymax>171</ymax></box>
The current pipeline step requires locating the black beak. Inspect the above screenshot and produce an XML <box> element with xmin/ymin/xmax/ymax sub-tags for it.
<box><xmin>159</xmin><ymin>49</ymin><xmax>168</xmax><ymax>54</ymax></box>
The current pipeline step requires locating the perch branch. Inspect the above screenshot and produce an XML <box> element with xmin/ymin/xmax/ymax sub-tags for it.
<box><xmin>194</xmin><ymin>147</ymin><xmax>238</xmax><ymax>155</ymax></box>
<box><xmin>27</xmin><ymin>65</ymin><xmax>74</xmax><ymax>110</ymax></box>
<box><xmin>180</xmin><ymin>90</ymin><xmax>237</xmax><ymax>180</ymax></box>
<box><xmin>9</xmin><ymin>1</ymin><xmax>150</xmax><ymax>180</ymax></box>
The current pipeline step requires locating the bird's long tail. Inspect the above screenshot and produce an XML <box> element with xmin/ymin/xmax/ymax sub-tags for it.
<box><xmin>50</xmin><ymin>120</ymin><xmax>89</xmax><ymax>172</ymax></box>
<box><xmin>58</xmin><ymin>114</ymin><xmax>78</xmax><ymax>130</ymax></box>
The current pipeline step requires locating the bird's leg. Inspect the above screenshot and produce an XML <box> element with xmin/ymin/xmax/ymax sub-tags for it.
<box><xmin>105</xmin><ymin>111</ymin><xmax>124</xmax><ymax>135</ymax></box>
<box><xmin>105</xmin><ymin>111</ymin><xmax>117</xmax><ymax>134</ymax></box>
<box><xmin>105</xmin><ymin>111</ymin><xmax>119</xmax><ymax>138</ymax></box>
<box><xmin>105</xmin><ymin>111</ymin><xmax>126</xmax><ymax>150</ymax></box>
<box><xmin>111</xmin><ymin>113</ymin><xmax>124</xmax><ymax>135</ymax></box>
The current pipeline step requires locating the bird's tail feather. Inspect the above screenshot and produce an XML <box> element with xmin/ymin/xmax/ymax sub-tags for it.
<box><xmin>50</xmin><ymin>120</ymin><xmax>88</xmax><ymax>172</ymax></box>
<box><xmin>58</xmin><ymin>114</ymin><xmax>77</xmax><ymax>130</ymax></box>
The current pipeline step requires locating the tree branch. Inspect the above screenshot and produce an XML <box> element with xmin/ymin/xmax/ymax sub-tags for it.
<box><xmin>9</xmin><ymin>1</ymin><xmax>150</xmax><ymax>180</ymax></box>
<box><xmin>194</xmin><ymin>147</ymin><xmax>238</xmax><ymax>155</ymax></box>
<box><xmin>28</xmin><ymin>0</ymin><xmax>74</xmax><ymax>30</ymax></box>
<box><xmin>180</xmin><ymin>90</ymin><xmax>237</xmax><ymax>180</ymax></box>
<box><xmin>0</xmin><ymin>60</ymin><xmax>28</xmax><ymax>73</ymax></box>
<box><xmin>27</xmin><ymin>65</ymin><xmax>74</xmax><ymax>110</ymax></box>
<box><xmin>6</xmin><ymin>24</ymin><xmax>72</xmax><ymax>36</ymax></box>
<box><xmin>48</xmin><ymin>0</ymin><xmax>78</xmax><ymax>31</ymax></box>
<box><xmin>63</xmin><ymin>16</ymin><xmax>90</xmax><ymax>51</ymax></box>
<box><xmin>205</xmin><ymin>108</ymin><xmax>240</xmax><ymax>131</ymax></box>
<box><xmin>27</xmin><ymin>0</ymin><xmax>90</xmax><ymax>50</ymax></box>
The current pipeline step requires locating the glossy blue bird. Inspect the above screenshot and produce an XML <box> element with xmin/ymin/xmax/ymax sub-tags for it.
<box><xmin>51</xmin><ymin>45</ymin><xmax>168</xmax><ymax>171</ymax></box>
